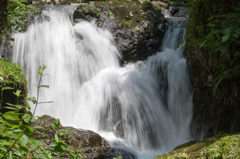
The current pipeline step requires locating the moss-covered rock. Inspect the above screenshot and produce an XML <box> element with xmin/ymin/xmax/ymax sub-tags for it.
<box><xmin>0</xmin><ymin>59</ymin><xmax>28</xmax><ymax>113</ymax></box>
<box><xmin>73</xmin><ymin>0</ymin><xmax>167</xmax><ymax>64</ymax></box>
<box><xmin>155</xmin><ymin>133</ymin><xmax>240</xmax><ymax>159</ymax></box>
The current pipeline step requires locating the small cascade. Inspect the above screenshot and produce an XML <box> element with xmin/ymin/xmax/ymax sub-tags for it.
<box><xmin>6</xmin><ymin>5</ymin><xmax>193</xmax><ymax>158</ymax></box>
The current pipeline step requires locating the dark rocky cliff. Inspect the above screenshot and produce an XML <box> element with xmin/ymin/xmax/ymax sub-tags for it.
<box><xmin>186</xmin><ymin>0</ymin><xmax>240</xmax><ymax>140</ymax></box>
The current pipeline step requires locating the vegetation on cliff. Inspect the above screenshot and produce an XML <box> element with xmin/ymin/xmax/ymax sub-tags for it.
<box><xmin>186</xmin><ymin>0</ymin><xmax>240</xmax><ymax>137</ymax></box>
<box><xmin>0</xmin><ymin>0</ymin><xmax>37</xmax><ymax>46</ymax></box>
<box><xmin>0</xmin><ymin>65</ymin><xmax>83</xmax><ymax>158</ymax></box>
<box><xmin>155</xmin><ymin>133</ymin><xmax>240</xmax><ymax>159</ymax></box>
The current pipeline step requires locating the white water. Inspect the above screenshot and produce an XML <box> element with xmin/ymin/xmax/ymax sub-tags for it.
<box><xmin>8</xmin><ymin>5</ymin><xmax>193</xmax><ymax>158</ymax></box>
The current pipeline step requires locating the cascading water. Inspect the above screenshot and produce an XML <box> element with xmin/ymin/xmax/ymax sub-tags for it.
<box><xmin>6</xmin><ymin>5</ymin><xmax>193</xmax><ymax>159</ymax></box>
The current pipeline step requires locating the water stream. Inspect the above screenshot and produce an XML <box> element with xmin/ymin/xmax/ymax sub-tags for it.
<box><xmin>6</xmin><ymin>5</ymin><xmax>193</xmax><ymax>158</ymax></box>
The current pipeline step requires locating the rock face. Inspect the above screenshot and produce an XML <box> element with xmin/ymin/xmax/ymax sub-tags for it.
<box><xmin>32</xmin><ymin>115</ymin><xmax>136</xmax><ymax>159</ymax></box>
<box><xmin>186</xmin><ymin>0</ymin><xmax>240</xmax><ymax>140</ymax></box>
<box><xmin>28</xmin><ymin>0</ymin><xmax>68</xmax><ymax>5</ymax></box>
<box><xmin>73</xmin><ymin>0</ymin><xmax>167</xmax><ymax>64</ymax></box>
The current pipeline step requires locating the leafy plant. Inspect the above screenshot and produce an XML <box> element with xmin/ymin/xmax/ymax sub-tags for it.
<box><xmin>0</xmin><ymin>65</ymin><xmax>82</xmax><ymax>158</ymax></box>
<box><xmin>0</xmin><ymin>0</ymin><xmax>38</xmax><ymax>46</ymax></box>
<box><xmin>105</xmin><ymin>11</ymin><xmax>114</xmax><ymax>19</ymax></box>
<box><xmin>81</xmin><ymin>7</ymin><xmax>87</xmax><ymax>13</ymax></box>
<box><xmin>87</xmin><ymin>6</ymin><xmax>92</xmax><ymax>12</ymax></box>
<box><xmin>81</xmin><ymin>6</ymin><xmax>92</xmax><ymax>13</ymax></box>
<box><xmin>121</xmin><ymin>20</ymin><xmax>132</xmax><ymax>28</ymax></box>
<box><xmin>199</xmin><ymin>3</ymin><xmax>240</xmax><ymax>89</ymax></box>
<box><xmin>0</xmin><ymin>58</ymin><xmax>26</xmax><ymax>83</ymax></box>
<box><xmin>96</xmin><ymin>11</ymin><xmax>101</xmax><ymax>18</ymax></box>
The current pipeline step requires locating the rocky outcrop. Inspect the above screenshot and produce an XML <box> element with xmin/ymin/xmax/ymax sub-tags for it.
<box><xmin>28</xmin><ymin>0</ymin><xmax>68</xmax><ymax>5</ymax></box>
<box><xmin>32</xmin><ymin>115</ymin><xmax>136</xmax><ymax>159</ymax></box>
<box><xmin>73</xmin><ymin>0</ymin><xmax>167</xmax><ymax>64</ymax></box>
<box><xmin>186</xmin><ymin>0</ymin><xmax>240</xmax><ymax>140</ymax></box>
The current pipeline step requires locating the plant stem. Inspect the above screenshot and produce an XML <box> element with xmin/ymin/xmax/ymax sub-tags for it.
<box><xmin>32</xmin><ymin>69</ymin><xmax>43</xmax><ymax>116</ymax></box>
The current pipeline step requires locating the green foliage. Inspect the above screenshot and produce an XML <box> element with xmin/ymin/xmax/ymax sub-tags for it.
<box><xmin>96</xmin><ymin>11</ymin><xmax>101</xmax><ymax>18</ymax></box>
<box><xmin>81</xmin><ymin>6</ymin><xmax>92</xmax><ymax>13</ymax></box>
<box><xmin>121</xmin><ymin>20</ymin><xmax>132</xmax><ymax>28</ymax></box>
<box><xmin>0</xmin><ymin>65</ymin><xmax>83</xmax><ymax>158</ymax></box>
<box><xmin>199</xmin><ymin>3</ymin><xmax>240</xmax><ymax>89</ymax></box>
<box><xmin>186</xmin><ymin>0</ymin><xmax>240</xmax><ymax>88</ymax></box>
<box><xmin>87</xmin><ymin>6</ymin><xmax>92</xmax><ymax>12</ymax></box>
<box><xmin>205</xmin><ymin>134</ymin><xmax>240</xmax><ymax>158</ymax></box>
<box><xmin>105</xmin><ymin>11</ymin><xmax>114</xmax><ymax>19</ymax></box>
<box><xmin>0</xmin><ymin>0</ymin><xmax>38</xmax><ymax>44</ymax></box>
<box><xmin>113</xmin><ymin>156</ymin><xmax>122</xmax><ymax>159</ymax></box>
<box><xmin>155</xmin><ymin>133</ymin><xmax>240</xmax><ymax>159</ymax></box>
<box><xmin>0</xmin><ymin>58</ymin><xmax>26</xmax><ymax>83</ymax></box>
<box><xmin>81</xmin><ymin>7</ymin><xmax>87</xmax><ymax>13</ymax></box>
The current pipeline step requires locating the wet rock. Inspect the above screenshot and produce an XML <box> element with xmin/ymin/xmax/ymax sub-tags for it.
<box><xmin>169</xmin><ymin>6</ymin><xmax>189</xmax><ymax>17</ymax></box>
<box><xmin>30</xmin><ymin>0</ymin><xmax>68</xmax><ymax>5</ymax></box>
<box><xmin>151</xmin><ymin>1</ymin><xmax>168</xmax><ymax>8</ymax></box>
<box><xmin>32</xmin><ymin>115</ymin><xmax>136</xmax><ymax>159</ymax></box>
<box><xmin>73</xmin><ymin>0</ymin><xmax>167</xmax><ymax>64</ymax></box>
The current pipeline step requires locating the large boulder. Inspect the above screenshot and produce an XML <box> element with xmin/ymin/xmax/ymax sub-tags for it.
<box><xmin>32</xmin><ymin>115</ymin><xmax>136</xmax><ymax>159</ymax></box>
<box><xmin>73</xmin><ymin>0</ymin><xmax>167</xmax><ymax>64</ymax></box>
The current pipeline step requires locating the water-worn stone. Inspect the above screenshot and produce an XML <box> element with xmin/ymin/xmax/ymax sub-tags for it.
<box><xmin>32</xmin><ymin>115</ymin><xmax>136</xmax><ymax>159</ymax></box>
<box><xmin>73</xmin><ymin>0</ymin><xmax>167</xmax><ymax>64</ymax></box>
<box><xmin>28</xmin><ymin>0</ymin><xmax>68</xmax><ymax>5</ymax></box>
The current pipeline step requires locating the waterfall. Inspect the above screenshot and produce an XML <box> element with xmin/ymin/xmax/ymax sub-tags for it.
<box><xmin>7</xmin><ymin>5</ymin><xmax>193</xmax><ymax>158</ymax></box>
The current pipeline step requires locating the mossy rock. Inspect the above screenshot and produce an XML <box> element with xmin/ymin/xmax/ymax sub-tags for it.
<box><xmin>155</xmin><ymin>133</ymin><xmax>240</xmax><ymax>159</ymax></box>
<box><xmin>0</xmin><ymin>59</ymin><xmax>27</xmax><ymax>113</ymax></box>
<box><xmin>73</xmin><ymin>0</ymin><xmax>166</xmax><ymax>63</ymax></box>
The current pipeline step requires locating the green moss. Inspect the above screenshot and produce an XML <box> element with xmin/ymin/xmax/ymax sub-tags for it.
<box><xmin>94</xmin><ymin>0</ymin><xmax>164</xmax><ymax>30</ymax></box>
<box><xmin>155</xmin><ymin>133</ymin><xmax>240</xmax><ymax>159</ymax></box>
<box><xmin>0</xmin><ymin>58</ymin><xmax>26</xmax><ymax>84</ymax></box>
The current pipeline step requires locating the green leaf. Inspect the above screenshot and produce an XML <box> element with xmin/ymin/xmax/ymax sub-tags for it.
<box><xmin>55</xmin><ymin>134</ymin><xmax>59</xmax><ymax>142</ymax></box>
<box><xmin>13</xmin><ymin>89</ymin><xmax>21</xmax><ymax>97</ymax></box>
<box><xmin>39</xmin><ymin>85</ymin><xmax>49</xmax><ymax>88</ymax></box>
<box><xmin>2</xmin><ymin>87</ymin><xmax>14</xmax><ymax>90</ymax></box>
<box><xmin>222</xmin><ymin>34</ymin><xmax>230</xmax><ymax>42</ymax></box>
<box><xmin>19</xmin><ymin>146</ymin><xmax>29</xmax><ymax>153</ymax></box>
<box><xmin>29</xmin><ymin>138</ymin><xmax>43</xmax><ymax>149</ymax></box>
<box><xmin>37</xmin><ymin>116</ymin><xmax>46</xmax><ymax>121</ymax></box>
<box><xmin>0</xmin><ymin>146</ymin><xmax>7</xmax><ymax>153</ymax></box>
<box><xmin>19</xmin><ymin>134</ymin><xmax>29</xmax><ymax>146</ymax></box>
<box><xmin>3</xmin><ymin>111</ymin><xmax>20</xmax><ymax>121</ymax></box>
<box><xmin>49</xmin><ymin>141</ymin><xmax>66</xmax><ymax>153</ymax></box>
<box><xmin>8</xmin><ymin>150</ymin><xmax>13</xmax><ymax>159</ymax></box>
<box><xmin>23</xmin><ymin>126</ymin><xmax>34</xmax><ymax>136</ymax></box>
<box><xmin>50</xmin><ymin>123</ymin><xmax>55</xmax><ymax>131</ymax></box>
<box><xmin>21</xmin><ymin>114</ymin><xmax>31</xmax><ymax>124</ymax></box>
<box><xmin>33</xmin><ymin>126</ymin><xmax>44</xmax><ymax>129</ymax></box>
<box><xmin>38</xmin><ymin>66</ymin><xmax>43</xmax><ymax>75</ymax></box>
<box><xmin>232</xmin><ymin>34</ymin><xmax>239</xmax><ymax>38</ymax></box>
<box><xmin>59</xmin><ymin>129</ymin><xmax>73</xmax><ymax>138</ymax></box>
<box><xmin>1</xmin><ymin>106</ymin><xmax>18</xmax><ymax>111</ymax></box>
